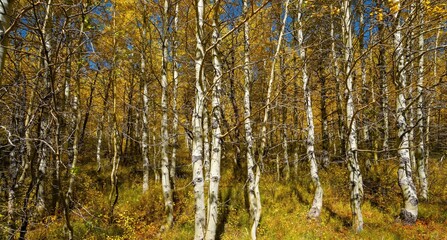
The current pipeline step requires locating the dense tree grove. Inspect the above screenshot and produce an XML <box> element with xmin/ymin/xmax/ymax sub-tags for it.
<box><xmin>0</xmin><ymin>0</ymin><xmax>446</xmax><ymax>239</ymax></box>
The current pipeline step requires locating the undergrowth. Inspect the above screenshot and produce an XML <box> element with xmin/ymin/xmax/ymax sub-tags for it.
<box><xmin>20</xmin><ymin>157</ymin><xmax>447</xmax><ymax>239</ymax></box>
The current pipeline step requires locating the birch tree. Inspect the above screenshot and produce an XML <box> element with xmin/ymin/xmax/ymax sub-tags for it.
<box><xmin>192</xmin><ymin>0</ymin><xmax>206</xmax><ymax>238</ymax></box>
<box><xmin>243</xmin><ymin>1</ymin><xmax>260</xmax><ymax>239</ymax></box>
<box><xmin>330</xmin><ymin>4</ymin><xmax>345</xmax><ymax>158</ymax></box>
<box><xmin>416</xmin><ymin>0</ymin><xmax>428</xmax><ymax>201</ymax></box>
<box><xmin>170</xmin><ymin>0</ymin><xmax>179</xmax><ymax>187</ymax></box>
<box><xmin>342</xmin><ymin>0</ymin><xmax>363</xmax><ymax>232</ymax></box>
<box><xmin>392</xmin><ymin>0</ymin><xmax>418</xmax><ymax>225</ymax></box>
<box><xmin>377</xmin><ymin>0</ymin><xmax>389</xmax><ymax>153</ymax></box>
<box><xmin>140</xmin><ymin>0</ymin><xmax>149</xmax><ymax>193</ymax></box>
<box><xmin>296</xmin><ymin>0</ymin><xmax>323</xmax><ymax>219</ymax></box>
<box><xmin>205</xmin><ymin>1</ymin><xmax>223</xmax><ymax>238</ymax></box>
<box><xmin>160</xmin><ymin>0</ymin><xmax>174</xmax><ymax>229</ymax></box>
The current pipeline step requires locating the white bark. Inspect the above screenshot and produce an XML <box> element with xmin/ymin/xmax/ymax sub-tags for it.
<box><xmin>36</xmin><ymin>0</ymin><xmax>53</xmax><ymax>215</ymax></box>
<box><xmin>377</xmin><ymin>0</ymin><xmax>389</xmax><ymax>152</ymax></box>
<box><xmin>160</xmin><ymin>0</ymin><xmax>173</xmax><ymax>228</ymax></box>
<box><xmin>280</xmin><ymin>53</ymin><xmax>289</xmax><ymax>179</ymax></box>
<box><xmin>330</xmin><ymin>4</ymin><xmax>345</xmax><ymax>157</ymax></box>
<box><xmin>297</xmin><ymin>0</ymin><xmax>322</xmax><ymax>219</ymax></box>
<box><xmin>393</xmin><ymin>1</ymin><xmax>418</xmax><ymax>224</ymax></box>
<box><xmin>170</xmin><ymin>1</ymin><xmax>179</xmax><ymax>187</ymax></box>
<box><xmin>140</xmin><ymin>0</ymin><xmax>149</xmax><ymax>193</ymax></box>
<box><xmin>243</xmin><ymin>1</ymin><xmax>260</xmax><ymax>239</ymax></box>
<box><xmin>66</xmin><ymin>13</ymin><xmax>84</xmax><ymax>217</ymax></box>
<box><xmin>416</xmin><ymin>0</ymin><xmax>427</xmax><ymax>201</ymax></box>
<box><xmin>193</xmin><ymin>0</ymin><xmax>206</xmax><ymax>238</ymax></box>
<box><xmin>141</xmin><ymin>52</ymin><xmax>149</xmax><ymax>193</ymax></box>
<box><xmin>205</xmin><ymin>2</ymin><xmax>222</xmax><ymax>238</ymax></box>
<box><xmin>343</xmin><ymin>0</ymin><xmax>363</xmax><ymax>232</ymax></box>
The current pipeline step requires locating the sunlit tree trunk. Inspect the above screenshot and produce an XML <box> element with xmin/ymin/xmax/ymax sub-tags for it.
<box><xmin>170</xmin><ymin>1</ymin><xmax>179</xmax><ymax>188</ymax></box>
<box><xmin>205</xmin><ymin>2</ymin><xmax>223</xmax><ymax>238</ymax></box>
<box><xmin>192</xmin><ymin>0</ymin><xmax>206</xmax><ymax>238</ymax></box>
<box><xmin>279</xmin><ymin>55</ymin><xmax>290</xmax><ymax>180</ymax></box>
<box><xmin>392</xmin><ymin>0</ymin><xmax>418</xmax><ymax>225</ymax></box>
<box><xmin>296</xmin><ymin>0</ymin><xmax>322</xmax><ymax>219</ymax></box>
<box><xmin>96</xmin><ymin>79</ymin><xmax>110</xmax><ymax>173</ymax></box>
<box><xmin>243</xmin><ymin>1</ymin><xmax>260</xmax><ymax>239</ymax></box>
<box><xmin>359</xmin><ymin>1</ymin><xmax>372</xmax><ymax>169</ymax></box>
<box><xmin>416</xmin><ymin>0</ymin><xmax>427</xmax><ymax>201</ymax></box>
<box><xmin>36</xmin><ymin>0</ymin><xmax>53</xmax><ymax>215</ymax></box>
<box><xmin>377</xmin><ymin>0</ymin><xmax>389</xmax><ymax>153</ymax></box>
<box><xmin>65</xmin><ymin>9</ymin><xmax>85</xmax><ymax>240</ymax></box>
<box><xmin>109</xmin><ymin>1</ymin><xmax>121</xmax><ymax>222</ymax></box>
<box><xmin>140</xmin><ymin>7</ymin><xmax>149</xmax><ymax>192</ymax></box>
<box><xmin>343</xmin><ymin>0</ymin><xmax>363</xmax><ymax>232</ymax></box>
<box><xmin>319</xmin><ymin>65</ymin><xmax>329</xmax><ymax>168</ymax></box>
<box><xmin>160</xmin><ymin>0</ymin><xmax>173</xmax><ymax>229</ymax></box>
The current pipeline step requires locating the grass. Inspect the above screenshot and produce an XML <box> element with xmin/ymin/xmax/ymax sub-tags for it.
<box><xmin>20</xmin><ymin>155</ymin><xmax>447</xmax><ymax>240</ymax></box>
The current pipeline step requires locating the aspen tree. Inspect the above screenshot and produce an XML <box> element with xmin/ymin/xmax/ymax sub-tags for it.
<box><xmin>140</xmin><ymin>0</ymin><xmax>149</xmax><ymax>193</ymax></box>
<box><xmin>416</xmin><ymin>0</ymin><xmax>428</xmax><ymax>201</ymax></box>
<box><xmin>160</xmin><ymin>0</ymin><xmax>174</xmax><ymax>228</ymax></box>
<box><xmin>170</xmin><ymin>1</ymin><xmax>179</xmax><ymax>187</ymax></box>
<box><xmin>296</xmin><ymin>0</ymin><xmax>323</xmax><ymax>219</ymax></box>
<box><xmin>342</xmin><ymin>0</ymin><xmax>364</xmax><ymax>232</ymax></box>
<box><xmin>243</xmin><ymin>1</ymin><xmax>260</xmax><ymax>239</ymax></box>
<box><xmin>205</xmin><ymin>1</ymin><xmax>223</xmax><ymax>238</ymax></box>
<box><xmin>192</xmin><ymin>0</ymin><xmax>206</xmax><ymax>238</ymax></box>
<box><xmin>392</xmin><ymin>0</ymin><xmax>418</xmax><ymax>225</ymax></box>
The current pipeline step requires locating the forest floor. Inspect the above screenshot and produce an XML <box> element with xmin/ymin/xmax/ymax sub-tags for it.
<box><xmin>23</xmin><ymin>153</ymin><xmax>447</xmax><ymax>240</ymax></box>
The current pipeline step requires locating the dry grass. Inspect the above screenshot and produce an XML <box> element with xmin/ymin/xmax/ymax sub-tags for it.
<box><xmin>21</xmin><ymin>157</ymin><xmax>447</xmax><ymax>240</ymax></box>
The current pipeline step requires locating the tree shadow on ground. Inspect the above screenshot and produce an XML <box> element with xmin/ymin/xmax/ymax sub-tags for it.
<box><xmin>216</xmin><ymin>186</ymin><xmax>232</xmax><ymax>240</ymax></box>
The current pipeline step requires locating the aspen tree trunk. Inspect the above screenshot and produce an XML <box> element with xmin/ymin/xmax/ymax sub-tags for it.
<box><xmin>205</xmin><ymin>1</ymin><xmax>223</xmax><ymax>238</ymax></box>
<box><xmin>343</xmin><ymin>0</ymin><xmax>363</xmax><ymax>232</ymax></box>
<box><xmin>36</xmin><ymin>0</ymin><xmax>53</xmax><ymax>215</ymax></box>
<box><xmin>330</xmin><ymin>4</ymin><xmax>345</xmax><ymax>158</ymax></box>
<box><xmin>203</xmin><ymin>107</ymin><xmax>211</xmax><ymax>181</ymax></box>
<box><xmin>64</xmin><ymin>10</ymin><xmax>85</xmax><ymax>239</ymax></box>
<box><xmin>416</xmin><ymin>0</ymin><xmax>428</xmax><ymax>201</ymax></box>
<box><xmin>109</xmin><ymin>1</ymin><xmax>121</xmax><ymax>221</ymax></box>
<box><xmin>0</xmin><ymin>0</ymin><xmax>11</xmax><ymax>78</ymax></box>
<box><xmin>377</xmin><ymin>0</ymin><xmax>389</xmax><ymax>153</ymax></box>
<box><xmin>393</xmin><ymin>0</ymin><xmax>418</xmax><ymax>225</ymax></box>
<box><xmin>96</xmin><ymin>80</ymin><xmax>111</xmax><ymax>173</ymax></box>
<box><xmin>160</xmin><ymin>0</ymin><xmax>174</xmax><ymax>228</ymax></box>
<box><xmin>408</xmin><ymin>3</ymin><xmax>417</xmax><ymax>171</ymax></box>
<box><xmin>193</xmin><ymin>0</ymin><xmax>206</xmax><ymax>238</ymax></box>
<box><xmin>243</xmin><ymin>1</ymin><xmax>260</xmax><ymax>239</ymax></box>
<box><xmin>297</xmin><ymin>0</ymin><xmax>323</xmax><ymax>219</ymax></box>
<box><xmin>359</xmin><ymin>1</ymin><xmax>372</xmax><ymax>169</ymax></box>
<box><xmin>141</xmin><ymin>19</ymin><xmax>149</xmax><ymax>192</ymax></box>
<box><xmin>280</xmin><ymin>51</ymin><xmax>290</xmax><ymax>179</ymax></box>
<box><xmin>66</xmin><ymin>6</ymin><xmax>84</xmax><ymax>214</ymax></box>
<box><xmin>141</xmin><ymin>71</ymin><xmax>149</xmax><ymax>193</ymax></box>
<box><xmin>319</xmin><ymin>67</ymin><xmax>329</xmax><ymax>168</ymax></box>
<box><xmin>170</xmin><ymin>1</ymin><xmax>179</xmax><ymax>187</ymax></box>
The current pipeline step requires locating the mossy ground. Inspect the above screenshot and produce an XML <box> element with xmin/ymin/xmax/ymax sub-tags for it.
<box><xmin>20</xmin><ymin>154</ymin><xmax>447</xmax><ymax>239</ymax></box>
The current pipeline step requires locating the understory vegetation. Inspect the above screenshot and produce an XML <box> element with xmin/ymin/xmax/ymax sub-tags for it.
<box><xmin>15</xmin><ymin>152</ymin><xmax>447</xmax><ymax>240</ymax></box>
